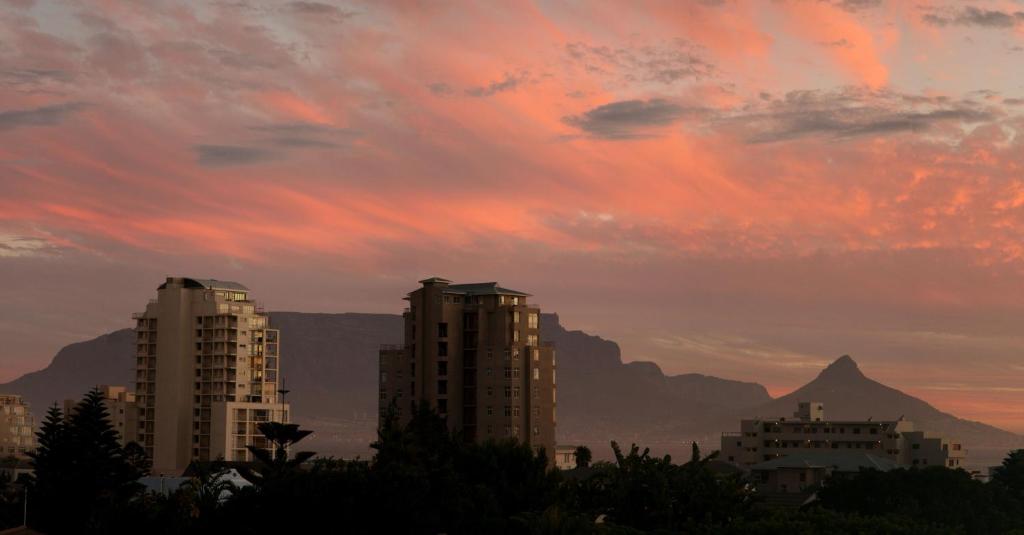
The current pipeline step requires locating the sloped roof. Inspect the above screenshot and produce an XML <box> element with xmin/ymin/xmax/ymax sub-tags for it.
<box><xmin>157</xmin><ymin>278</ymin><xmax>249</xmax><ymax>291</ymax></box>
<box><xmin>751</xmin><ymin>451</ymin><xmax>898</xmax><ymax>472</ymax></box>
<box><xmin>444</xmin><ymin>282</ymin><xmax>531</xmax><ymax>297</ymax></box>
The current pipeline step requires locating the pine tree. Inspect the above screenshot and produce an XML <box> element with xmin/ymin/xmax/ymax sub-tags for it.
<box><xmin>26</xmin><ymin>404</ymin><xmax>71</xmax><ymax>533</ymax></box>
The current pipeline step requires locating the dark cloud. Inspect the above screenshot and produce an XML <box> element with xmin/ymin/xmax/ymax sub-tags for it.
<box><xmin>819</xmin><ymin>38</ymin><xmax>853</xmax><ymax>48</ymax></box>
<box><xmin>922</xmin><ymin>6</ymin><xmax>1024</xmax><ymax>28</ymax></box>
<box><xmin>0</xmin><ymin>69</ymin><xmax>73</xmax><ymax>93</ymax></box>
<box><xmin>248</xmin><ymin>122</ymin><xmax>358</xmax><ymax>149</ymax></box>
<box><xmin>194</xmin><ymin>144</ymin><xmax>279</xmax><ymax>166</ymax></box>
<box><xmin>286</xmin><ymin>2</ymin><xmax>355</xmax><ymax>22</ymax></box>
<box><xmin>566</xmin><ymin>39</ymin><xmax>714</xmax><ymax>85</ymax></box>
<box><xmin>427</xmin><ymin>82</ymin><xmax>453</xmax><ymax>96</ymax></box>
<box><xmin>723</xmin><ymin>89</ymin><xmax>997</xmax><ymax>144</ymax></box>
<box><xmin>1004</xmin><ymin>98</ymin><xmax>1024</xmax><ymax>106</ymax></box>
<box><xmin>828</xmin><ymin>0</ymin><xmax>883</xmax><ymax>12</ymax></box>
<box><xmin>465</xmin><ymin>71</ymin><xmax>529</xmax><ymax>97</ymax></box>
<box><xmin>0</xmin><ymin>102</ymin><xmax>86</xmax><ymax>131</ymax></box>
<box><xmin>562</xmin><ymin>99</ymin><xmax>705</xmax><ymax>139</ymax></box>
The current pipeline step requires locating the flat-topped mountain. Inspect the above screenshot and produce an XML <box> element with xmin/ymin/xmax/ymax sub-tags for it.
<box><xmin>2</xmin><ymin>319</ymin><xmax>1018</xmax><ymax>459</ymax></box>
<box><xmin>0</xmin><ymin>312</ymin><xmax>769</xmax><ymax>457</ymax></box>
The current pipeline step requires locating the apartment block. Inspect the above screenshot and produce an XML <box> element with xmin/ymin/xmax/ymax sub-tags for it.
<box><xmin>63</xmin><ymin>385</ymin><xmax>139</xmax><ymax>446</ymax></box>
<box><xmin>721</xmin><ymin>401</ymin><xmax>966</xmax><ymax>469</ymax></box>
<box><xmin>0</xmin><ymin>395</ymin><xmax>35</xmax><ymax>457</ymax></box>
<box><xmin>379</xmin><ymin>278</ymin><xmax>557</xmax><ymax>459</ymax></box>
<box><xmin>134</xmin><ymin>277</ymin><xmax>289</xmax><ymax>475</ymax></box>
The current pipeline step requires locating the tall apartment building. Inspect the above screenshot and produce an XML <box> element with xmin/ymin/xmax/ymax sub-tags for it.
<box><xmin>0</xmin><ymin>395</ymin><xmax>35</xmax><ymax>457</ymax></box>
<box><xmin>134</xmin><ymin>277</ymin><xmax>289</xmax><ymax>475</ymax></box>
<box><xmin>63</xmin><ymin>385</ymin><xmax>139</xmax><ymax>447</ymax></box>
<box><xmin>379</xmin><ymin>278</ymin><xmax>557</xmax><ymax>458</ymax></box>
<box><xmin>721</xmin><ymin>401</ymin><xmax>966</xmax><ymax>469</ymax></box>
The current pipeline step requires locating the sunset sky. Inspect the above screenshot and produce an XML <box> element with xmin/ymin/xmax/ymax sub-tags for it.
<box><xmin>4</xmin><ymin>0</ymin><xmax>1024</xmax><ymax>431</ymax></box>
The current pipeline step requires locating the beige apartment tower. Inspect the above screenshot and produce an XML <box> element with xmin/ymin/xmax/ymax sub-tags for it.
<box><xmin>379</xmin><ymin>278</ymin><xmax>557</xmax><ymax>459</ymax></box>
<box><xmin>0</xmin><ymin>395</ymin><xmax>35</xmax><ymax>457</ymax></box>
<box><xmin>134</xmin><ymin>277</ymin><xmax>289</xmax><ymax>475</ymax></box>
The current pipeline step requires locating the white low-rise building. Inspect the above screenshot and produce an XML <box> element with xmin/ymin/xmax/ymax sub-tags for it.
<box><xmin>721</xmin><ymin>401</ymin><xmax>966</xmax><ymax>469</ymax></box>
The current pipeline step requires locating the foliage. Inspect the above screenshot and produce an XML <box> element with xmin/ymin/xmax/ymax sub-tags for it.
<box><xmin>27</xmin><ymin>389</ymin><xmax>145</xmax><ymax>534</ymax></box>
<box><xmin>575</xmin><ymin>445</ymin><xmax>593</xmax><ymax>469</ymax></box>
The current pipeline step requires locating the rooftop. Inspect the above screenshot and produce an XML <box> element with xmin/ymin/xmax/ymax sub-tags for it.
<box><xmin>446</xmin><ymin>282</ymin><xmax>531</xmax><ymax>297</ymax></box>
<box><xmin>751</xmin><ymin>452</ymin><xmax>899</xmax><ymax>472</ymax></box>
<box><xmin>158</xmin><ymin>277</ymin><xmax>250</xmax><ymax>291</ymax></box>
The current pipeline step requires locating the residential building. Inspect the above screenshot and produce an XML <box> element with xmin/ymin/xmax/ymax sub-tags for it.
<box><xmin>63</xmin><ymin>385</ymin><xmax>139</xmax><ymax>447</ymax></box>
<box><xmin>721</xmin><ymin>401</ymin><xmax>966</xmax><ymax>469</ymax></box>
<box><xmin>0</xmin><ymin>395</ymin><xmax>35</xmax><ymax>457</ymax></box>
<box><xmin>554</xmin><ymin>445</ymin><xmax>578</xmax><ymax>470</ymax></box>
<box><xmin>134</xmin><ymin>277</ymin><xmax>289</xmax><ymax>475</ymax></box>
<box><xmin>749</xmin><ymin>451</ymin><xmax>899</xmax><ymax>508</ymax></box>
<box><xmin>379</xmin><ymin>277</ymin><xmax>556</xmax><ymax>459</ymax></box>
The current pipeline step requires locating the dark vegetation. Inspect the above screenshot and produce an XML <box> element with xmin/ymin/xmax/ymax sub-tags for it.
<box><xmin>9</xmin><ymin>388</ymin><xmax>1024</xmax><ymax>534</ymax></box>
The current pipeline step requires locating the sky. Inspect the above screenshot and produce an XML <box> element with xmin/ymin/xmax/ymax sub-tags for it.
<box><xmin>4</xmin><ymin>0</ymin><xmax>1024</xmax><ymax>431</ymax></box>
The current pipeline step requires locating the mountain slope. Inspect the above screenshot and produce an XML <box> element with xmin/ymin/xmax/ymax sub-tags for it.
<box><xmin>0</xmin><ymin>312</ymin><xmax>770</xmax><ymax>457</ymax></box>
<box><xmin>749</xmin><ymin>355</ymin><xmax>1021</xmax><ymax>448</ymax></box>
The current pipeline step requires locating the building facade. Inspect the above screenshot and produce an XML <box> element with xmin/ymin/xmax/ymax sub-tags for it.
<box><xmin>0</xmin><ymin>395</ymin><xmax>35</xmax><ymax>457</ymax></box>
<box><xmin>63</xmin><ymin>385</ymin><xmax>139</xmax><ymax>446</ymax></box>
<box><xmin>134</xmin><ymin>277</ymin><xmax>289</xmax><ymax>475</ymax></box>
<box><xmin>379</xmin><ymin>278</ymin><xmax>557</xmax><ymax>459</ymax></box>
<box><xmin>721</xmin><ymin>401</ymin><xmax>966</xmax><ymax>469</ymax></box>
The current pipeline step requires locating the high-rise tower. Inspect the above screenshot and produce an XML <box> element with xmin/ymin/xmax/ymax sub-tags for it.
<box><xmin>379</xmin><ymin>278</ymin><xmax>556</xmax><ymax>458</ymax></box>
<box><xmin>134</xmin><ymin>277</ymin><xmax>288</xmax><ymax>475</ymax></box>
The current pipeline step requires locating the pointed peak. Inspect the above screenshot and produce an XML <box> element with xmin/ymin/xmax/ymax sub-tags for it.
<box><xmin>816</xmin><ymin>355</ymin><xmax>865</xmax><ymax>381</ymax></box>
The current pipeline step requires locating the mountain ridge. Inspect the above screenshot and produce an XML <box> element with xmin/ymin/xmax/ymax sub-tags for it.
<box><xmin>1</xmin><ymin>316</ymin><xmax>1019</xmax><ymax>459</ymax></box>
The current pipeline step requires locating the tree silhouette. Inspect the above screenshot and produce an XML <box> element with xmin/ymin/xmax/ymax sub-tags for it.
<box><xmin>993</xmin><ymin>449</ymin><xmax>1024</xmax><ymax>497</ymax></box>
<box><xmin>574</xmin><ymin>445</ymin><xmax>592</xmax><ymax>469</ymax></box>
<box><xmin>246</xmin><ymin>422</ymin><xmax>315</xmax><ymax>481</ymax></box>
<box><xmin>28</xmin><ymin>389</ymin><xmax>144</xmax><ymax>534</ymax></box>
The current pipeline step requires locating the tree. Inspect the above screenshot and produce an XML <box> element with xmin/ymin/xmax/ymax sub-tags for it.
<box><xmin>246</xmin><ymin>421</ymin><xmax>316</xmax><ymax>481</ymax></box>
<box><xmin>992</xmin><ymin>449</ymin><xmax>1024</xmax><ymax>497</ymax></box>
<box><xmin>26</xmin><ymin>404</ymin><xmax>71</xmax><ymax>533</ymax></box>
<box><xmin>575</xmin><ymin>445</ymin><xmax>593</xmax><ymax>469</ymax></box>
<box><xmin>181</xmin><ymin>461</ymin><xmax>237</xmax><ymax>520</ymax></box>
<box><xmin>123</xmin><ymin>441</ymin><xmax>152</xmax><ymax>476</ymax></box>
<box><xmin>28</xmin><ymin>389</ymin><xmax>144</xmax><ymax>534</ymax></box>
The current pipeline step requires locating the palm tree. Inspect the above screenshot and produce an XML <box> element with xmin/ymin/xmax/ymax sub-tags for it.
<box><xmin>181</xmin><ymin>462</ymin><xmax>237</xmax><ymax>518</ymax></box>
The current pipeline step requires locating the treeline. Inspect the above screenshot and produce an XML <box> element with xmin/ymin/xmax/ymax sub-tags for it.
<box><xmin>10</xmin><ymin>388</ymin><xmax>1024</xmax><ymax>534</ymax></box>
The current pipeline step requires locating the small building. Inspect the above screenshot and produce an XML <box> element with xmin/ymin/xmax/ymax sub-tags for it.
<box><xmin>721</xmin><ymin>401</ymin><xmax>966</xmax><ymax>469</ymax></box>
<box><xmin>751</xmin><ymin>451</ymin><xmax>898</xmax><ymax>494</ymax></box>
<box><xmin>554</xmin><ymin>445</ymin><xmax>577</xmax><ymax>470</ymax></box>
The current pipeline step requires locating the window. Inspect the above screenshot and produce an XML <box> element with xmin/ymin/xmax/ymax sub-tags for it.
<box><xmin>380</xmin><ymin>372</ymin><xmax>388</xmax><ymax>384</ymax></box>
<box><xmin>513</xmin><ymin>386</ymin><xmax>521</xmax><ymax>399</ymax></box>
<box><xmin>512</xmin><ymin>368</ymin><xmax>520</xmax><ymax>379</ymax></box>
<box><xmin>504</xmin><ymin>406</ymin><xmax>512</xmax><ymax>416</ymax></box>
<box><xmin>533</xmin><ymin>426</ymin><xmax>539</xmax><ymax>436</ymax></box>
<box><xmin>438</xmin><ymin>342</ymin><xmax>448</xmax><ymax>357</ymax></box>
<box><xmin>438</xmin><ymin>323</ymin><xmax>448</xmax><ymax>338</ymax></box>
<box><xmin>504</xmin><ymin>386</ymin><xmax>511</xmax><ymax>398</ymax></box>
<box><xmin>438</xmin><ymin>399</ymin><xmax>447</xmax><ymax>413</ymax></box>
<box><xmin>512</xmin><ymin>406</ymin><xmax>520</xmax><ymax>417</ymax></box>
<box><xmin>527</xmin><ymin>335</ymin><xmax>538</xmax><ymax>347</ymax></box>
<box><xmin>513</xmin><ymin>331</ymin><xmax>520</xmax><ymax>343</ymax></box>
<box><xmin>486</xmin><ymin>386</ymin><xmax>493</xmax><ymax>396</ymax></box>
<box><xmin>528</xmin><ymin>312</ymin><xmax>538</xmax><ymax>329</ymax></box>
<box><xmin>438</xmin><ymin>380</ymin><xmax>447</xmax><ymax>395</ymax></box>
<box><xmin>486</xmin><ymin>406</ymin><xmax>493</xmax><ymax>416</ymax></box>
<box><xmin>504</xmin><ymin>350</ymin><xmax>511</xmax><ymax>361</ymax></box>
<box><xmin>438</xmin><ymin>362</ymin><xmax>447</xmax><ymax>376</ymax></box>
<box><xmin>487</xmin><ymin>425</ymin><xmax>493</xmax><ymax>435</ymax></box>
<box><xmin>912</xmin><ymin>443</ymin><xmax>920</xmax><ymax>450</ymax></box>
<box><xmin>486</xmin><ymin>367</ymin><xmax>493</xmax><ymax>377</ymax></box>
<box><xmin>504</xmin><ymin>367</ymin><xmax>512</xmax><ymax>379</ymax></box>
<box><xmin>511</xmin><ymin>297</ymin><xmax>520</xmax><ymax>305</ymax></box>
<box><xmin>533</xmin><ymin>368</ymin><xmax>540</xmax><ymax>380</ymax></box>
<box><xmin>532</xmin><ymin>349</ymin><xmax>539</xmax><ymax>362</ymax></box>
<box><xmin>513</xmin><ymin>311</ymin><xmax>520</xmax><ymax>323</ymax></box>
